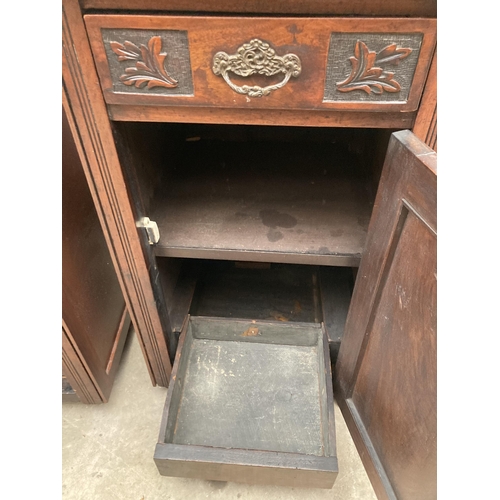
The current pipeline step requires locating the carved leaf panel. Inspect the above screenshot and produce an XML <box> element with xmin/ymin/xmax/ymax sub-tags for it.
<box><xmin>337</xmin><ymin>41</ymin><xmax>412</xmax><ymax>95</ymax></box>
<box><xmin>110</xmin><ymin>36</ymin><xmax>179</xmax><ymax>89</ymax></box>
<box><xmin>324</xmin><ymin>33</ymin><xmax>423</xmax><ymax>103</ymax></box>
<box><xmin>102</xmin><ymin>29</ymin><xmax>194</xmax><ymax>96</ymax></box>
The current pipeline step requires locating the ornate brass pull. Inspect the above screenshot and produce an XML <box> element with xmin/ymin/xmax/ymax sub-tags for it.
<box><xmin>212</xmin><ymin>39</ymin><xmax>301</xmax><ymax>98</ymax></box>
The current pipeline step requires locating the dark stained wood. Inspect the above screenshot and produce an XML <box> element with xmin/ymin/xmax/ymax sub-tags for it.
<box><xmin>63</xmin><ymin>0</ymin><xmax>172</xmax><ymax>387</ymax></box>
<box><xmin>63</xmin><ymin>325</ymin><xmax>102</xmax><ymax>404</ymax></box>
<box><xmin>155</xmin><ymin>317</ymin><xmax>338</xmax><ymax>488</ymax></box>
<box><xmin>157</xmin><ymin>259</ymin><xmax>193</xmax><ymax>333</ymax></box>
<box><xmin>155</xmin><ymin>443</ymin><xmax>338</xmax><ymax>488</ymax></box>
<box><xmin>150</xmin><ymin>138</ymin><xmax>373</xmax><ymax>267</ymax></box>
<box><xmin>413</xmin><ymin>50</ymin><xmax>437</xmax><ymax>151</ymax></box>
<box><xmin>190</xmin><ymin>261</ymin><xmax>321</xmax><ymax>323</ymax></box>
<box><xmin>62</xmin><ymin>103</ymin><xmax>132</xmax><ymax>403</ymax></box>
<box><xmin>80</xmin><ymin>0</ymin><xmax>437</xmax><ymax>18</ymax></box>
<box><xmin>109</xmin><ymin>104</ymin><xmax>417</xmax><ymax>129</ymax></box>
<box><xmin>85</xmin><ymin>15</ymin><xmax>436</xmax><ymax>115</ymax></box>
<box><xmin>319</xmin><ymin>267</ymin><xmax>353</xmax><ymax>363</ymax></box>
<box><xmin>110</xmin><ymin>120</ymin><xmax>182</xmax><ymax>368</ymax></box>
<box><xmin>157</xmin><ymin>258</ymin><xmax>200</xmax><ymax>360</ymax></box>
<box><xmin>334</xmin><ymin>130</ymin><xmax>436</xmax><ymax>500</ymax></box>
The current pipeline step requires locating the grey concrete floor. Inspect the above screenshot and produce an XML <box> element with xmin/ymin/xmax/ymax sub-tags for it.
<box><xmin>62</xmin><ymin>331</ymin><xmax>376</xmax><ymax>500</ymax></box>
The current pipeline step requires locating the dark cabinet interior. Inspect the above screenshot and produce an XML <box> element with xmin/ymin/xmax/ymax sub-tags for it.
<box><xmin>111</xmin><ymin>122</ymin><xmax>395</xmax><ymax>361</ymax></box>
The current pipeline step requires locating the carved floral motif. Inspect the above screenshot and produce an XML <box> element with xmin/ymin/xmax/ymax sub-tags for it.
<box><xmin>110</xmin><ymin>36</ymin><xmax>178</xmax><ymax>89</ymax></box>
<box><xmin>337</xmin><ymin>41</ymin><xmax>412</xmax><ymax>95</ymax></box>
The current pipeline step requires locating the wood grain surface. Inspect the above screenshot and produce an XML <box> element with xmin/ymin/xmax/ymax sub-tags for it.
<box><xmin>150</xmin><ymin>138</ymin><xmax>373</xmax><ymax>266</ymax></box>
<box><xmin>109</xmin><ymin>104</ymin><xmax>417</xmax><ymax>128</ymax></box>
<box><xmin>85</xmin><ymin>15</ymin><xmax>436</xmax><ymax>115</ymax></box>
<box><xmin>413</xmin><ymin>50</ymin><xmax>437</xmax><ymax>150</ymax></box>
<box><xmin>80</xmin><ymin>0</ymin><xmax>437</xmax><ymax>18</ymax></box>
<box><xmin>62</xmin><ymin>103</ymin><xmax>131</xmax><ymax>403</ymax></box>
<box><xmin>63</xmin><ymin>0</ymin><xmax>172</xmax><ymax>387</ymax></box>
<box><xmin>335</xmin><ymin>130</ymin><xmax>436</xmax><ymax>500</ymax></box>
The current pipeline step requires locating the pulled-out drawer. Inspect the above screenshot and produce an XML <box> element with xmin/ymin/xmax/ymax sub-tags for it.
<box><xmin>84</xmin><ymin>15</ymin><xmax>436</xmax><ymax>115</ymax></box>
<box><xmin>154</xmin><ymin>316</ymin><xmax>338</xmax><ymax>488</ymax></box>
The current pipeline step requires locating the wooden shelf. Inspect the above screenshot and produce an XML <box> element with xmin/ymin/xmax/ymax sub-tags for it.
<box><xmin>151</xmin><ymin>139</ymin><xmax>373</xmax><ymax>266</ymax></box>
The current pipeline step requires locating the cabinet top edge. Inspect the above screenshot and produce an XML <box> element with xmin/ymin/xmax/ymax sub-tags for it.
<box><xmin>79</xmin><ymin>0</ymin><xmax>437</xmax><ymax>18</ymax></box>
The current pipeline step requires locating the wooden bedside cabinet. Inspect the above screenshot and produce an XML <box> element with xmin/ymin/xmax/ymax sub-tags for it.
<box><xmin>63</xmin><ymin>0</ymin><xmax>436</xmax><ymax>496</ymax></box>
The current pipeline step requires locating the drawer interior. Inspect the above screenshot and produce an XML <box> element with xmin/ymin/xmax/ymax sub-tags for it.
<box><xmin>155</xmin><ymin>316</ymin><xmax>338</xmax><ymax>488</ymax></box>
<box><xmin>165</xmin><ymin>317</ymin><xmax>329</xmax><ymax>455</ymax></box>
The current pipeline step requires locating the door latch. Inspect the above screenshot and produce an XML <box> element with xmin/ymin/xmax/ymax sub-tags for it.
<box><xmin>136</xmin><ymin>217</ymin><xmax>160</xmax><ymax>245</ymax></box>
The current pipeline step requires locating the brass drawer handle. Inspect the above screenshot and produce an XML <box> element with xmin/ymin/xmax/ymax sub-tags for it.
<box><xmin>212</xmin><ymin>39</ymin><xmax>301</xmax><ymax>98</ymax></box>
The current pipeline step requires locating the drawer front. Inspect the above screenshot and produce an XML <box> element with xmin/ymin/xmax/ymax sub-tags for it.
<box><xmin>85</xmin><ymin>16</ymin><xmax>436</xmax><ymax>113</ymax></box>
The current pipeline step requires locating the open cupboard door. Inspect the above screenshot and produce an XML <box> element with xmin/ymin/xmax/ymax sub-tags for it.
<box><xmin>334</xmin><ymin>130</ymin><xmax>437</xmax><ymax>500</ymax></box>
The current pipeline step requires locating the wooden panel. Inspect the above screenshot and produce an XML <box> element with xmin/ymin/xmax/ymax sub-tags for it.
<box><xmin>62</xmin><ymin>103</ymin><xmax>132</xmax><ymax>402</ymax></box>
<box><xmin>319</xmin><ymin>267</ymin><xmax>353</xmax><ymax>363</ymax></box>
<box><xmin>84</xmin><ymin>15</ymin><xmax>436</xmax><ymax>115</ymax></box>
<box><xmin>155</xmin><ymin>443</ymin><xmax>338</xmax><ymax>488</ymax></box>
<box><xmin>352</xmin><ymin>211</ymin><xmax>436</xmax><ymax>499</ymax></box>
<box><xmin>109</xmin><ymin>104</ymin><xmax>416</xmax><ymax>128</ymax></box>
<box><xmin>324</xmin><ymin>33</ymin><xmax>423</xmax><ymax>104</ymax></box>
<box><xmin>63</xmin><ymin>326</ymin><xmax>102</xmax><ymax>404</ymax></box>
<box><xmin>63</xmin><ymin>0</ymin><xmax>172</xmax><ymax>387</ymax></box>
<box><xmin>413</xmin><ymin>50</ymin><xmax>437</xmax><ymax>151</ymax></box>
<box><xmin>190</xmin><ymin>262</ymin><xmax>321</xmax><ymax>324</ymax></box>
<box><xmin>334</xmin><ymin>130</ymin><xmax>436</xmax><ymax>500</ymax></box>
<box><xmin>151</xmin><ymin>138</ymin><xmax>373</xmax><ymax>267</ymax></box>
<box><xmin>80</xmin><ymin>0</ymin><xmax>437</xmax><ymax>18</ymax></box>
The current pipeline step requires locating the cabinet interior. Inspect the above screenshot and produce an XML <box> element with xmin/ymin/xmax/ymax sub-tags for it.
<box><xmin>112</xmin><ymin>121</ymin><xmax>396</xmax><ymax>360</ymax></box>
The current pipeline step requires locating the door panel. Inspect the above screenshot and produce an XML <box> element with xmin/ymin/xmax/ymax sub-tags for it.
<box><xmin>334</xmin><ymin>130</ymin><xmax>436</xmax><ymax>500</ymax></box>
<box><xmin>62</xmin><ymin>103</ymin><xmax>131</xmax><ymax>403</ymax></box>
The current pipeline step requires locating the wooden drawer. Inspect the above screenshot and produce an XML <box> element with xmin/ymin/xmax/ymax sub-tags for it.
<box><xmin>85</xmin><ymin>15</ymin><xmax>436</xmax><ymax>115</ymax></box>
<box><xmin>154</xmin><ymin>316</ymin><xmax>338</xmax><ymax>488</ymax></box>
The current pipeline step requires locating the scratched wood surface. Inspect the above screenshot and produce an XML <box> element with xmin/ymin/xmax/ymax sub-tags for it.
<box><xmin>173</xmin><ymin>339</ymin><xmax>322</xmax><ymax>453</ymax></box>
<box><xmin>155</xmin><ymin>316</ymin><xmax>337</xmax><ymax>487</ymax></box>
